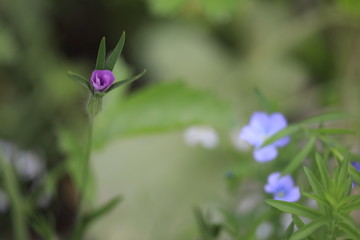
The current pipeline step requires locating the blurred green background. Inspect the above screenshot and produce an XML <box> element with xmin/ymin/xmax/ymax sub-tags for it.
<box><xmin>1</xmin><ymin>0</ymin><xmax>360</xmax><ymax>239</ymax></box>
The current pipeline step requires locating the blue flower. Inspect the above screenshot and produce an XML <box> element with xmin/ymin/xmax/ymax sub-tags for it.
<box><xmin>351</xmin><ymin>162</ymin><xmax>360</xmax><ymax>187</ymax></box>
<box><xmin>240</xmin><ymin>112</ymin><xmax>290</xmax><ymax>162</ymax></box>
<box><xmin>264</xmin><ymin>172</ymin><xmax>300</xmax><ymax>202</ymax></box>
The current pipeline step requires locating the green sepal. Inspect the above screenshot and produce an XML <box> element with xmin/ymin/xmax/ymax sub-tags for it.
<box><xmin>95</xmin><ymin>37</ymin><xmax>106</xmax><ymax>70</ymax></box>
<box><xmin>105</xmin><ymin>32</ymin><xmax>125</xmax><ymax>71</ymax></box>
<box><xmin>106</xmin><ymin>69</ymin><xmax>147</xmax><ymax>93</ymax></box>
<box><xmin>88</xmin><ymin>94</ymin><xmax>103</xmax><ymax>117</ymax></box>
<box><xmin>68</xmin><ymin>71</ymin><xmax>91</xmax><ymax>91</ymax></box>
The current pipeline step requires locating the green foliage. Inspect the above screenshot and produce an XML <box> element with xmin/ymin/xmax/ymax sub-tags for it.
<box><xmin>94</xmin><ymin>81</ymin><xmax>234</xmax><ymax>149</ymax></box>
<box><xmin>105</xmin><ymin>32</ymin><xmax>125</xmax><ymax>71</ymax></box>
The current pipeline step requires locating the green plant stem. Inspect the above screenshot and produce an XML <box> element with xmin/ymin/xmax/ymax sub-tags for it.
<box><xmin>71</xmin><ymin>105</ymin><xmax>95</xmax><ymax>240</ymax></box>
<box><xmin>0</xmin><ymin>150</ymin><xmax>28</xmax><ymax>240</ymax></box>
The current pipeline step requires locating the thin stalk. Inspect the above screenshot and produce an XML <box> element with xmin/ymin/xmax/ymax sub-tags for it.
<box><xmin>0</xmin><ymin>149</ymin><xmax>28</xmax><ymax>240</ymax></box>
<box><xmin>71</xmin><ymin>95</ymin><xmax>96</xmax><ymax>240</ymax></box>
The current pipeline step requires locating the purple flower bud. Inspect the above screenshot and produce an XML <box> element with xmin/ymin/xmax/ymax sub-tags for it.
<box><xmin>90</xmin><ymin>70</ymin><xmax>115</xmax><ymax>92</ymax></box>
<box><xmin>264</xmin><ymin>172</ymin><xmax>300</xmax><ymax>202</ymax></box>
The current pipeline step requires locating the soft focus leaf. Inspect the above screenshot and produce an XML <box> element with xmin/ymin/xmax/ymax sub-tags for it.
<box><xmin>84</xmin><ymin>195</ymin><xmax>123</xmax><ymax>225</ymax></box>
<box><xmin>266</xmin><ymin>200</ymin><xmax>322</xmax><ymax>220</ymax></box>
<box><xmin>282</xmin><ymin>222</ymin><xmax>294</xmax><ymax>240</ymax></box>
<box><xmin>298</xmin><ymin>112</ymin><xmax>350</xmax><ymax>125</ymax></box>
<box><xmin>303</xmin><ymin>167</ymin><xmax>324</xmax><ymax>198</ymax></box>
<box><xmin>68</xmin><ymin>71</ymin><xmax>91</xmax><ymax>91</ymax></box>
<box><xmin>106</xmin><ymin>69</ymin><xmax>147</xmax><ymax>93</ymax></box>
<box><xmin>338</xmin><ymin>222</ymin><xmax>360</xmax><ymax>239</ymax></box>
<box><xmin>282</xmin><ymin>137</ymin><xmax>315</xmax><ymax>175</ymax></box>
<box><xmin>254</xmin><ymin>87</ymin><xmax>275</xmax><ymax>113</ymax></box>
<box><xmin>95</xmin><ymin>37</ymin><xmax>106</xmax><ymax>70</ymax></box>
<box><xmin>262</xmin><ymin>125</ymin><xmax>300</xmax><ymax>147</ymax></box>
<box><xmin>315</xmin><ymin>153</ymin><xmax>330</xmax><ymax>190</ymax></box>
<box><xmin>94</xmin><ymin>82</ymin><xmax>234</xmax><ymax>149</ymax></box>
<box><xmin>105</xmin><ymin>32</ymin><xmax>125</xmax><ymax>71</ymax></box>
<box><xmin>289</xmin><ymin>217</ymin><xmax>328</xmax><ymax>240</ymax></box>
<box><xmin>308</xmin><ymin>128</ymin><xmax>356</xmax><ymax>135</ymax></box>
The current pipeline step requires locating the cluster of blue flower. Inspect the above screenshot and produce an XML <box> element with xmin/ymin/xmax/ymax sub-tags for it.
<box><xmin>240</xmin><ymin>112</ymin><xmax>300</xmax><ymax>202</ymax></box>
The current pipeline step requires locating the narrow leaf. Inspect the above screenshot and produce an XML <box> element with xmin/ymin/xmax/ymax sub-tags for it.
<box><xmin>95</xmin><ymin>37</ymin><xmax>106</xmax><ymax>70</ymax></box>
<box><xmin>289</xmin><ymin>217</ymin><xmax>328</xmax><ymax>240</ymax></box>
<box><xmin>341</xmin><ymin>196</ymin><xmax>360</xmax><ymax>213</ymax></box>
<box><xmin>338</xmin><ymin>222</ymin><xmax>360</xmax><ymax>239</ymax></box>
<box><xmin>106</xmin><ymin>69</ymin><xmax>147</xmax><ymax>93</ymax></box>
<box><xmin>262</xmin><ymin>125</ymin><xmax>300</xmax><ymax>147</ymax></box>
<box><xmin>315</xmin><ymin>153</ymin><xmax>330</xmax><ymax>190</ymax></box>
<box><xmin>105</xmin><ymin>32</ymin><xmax>125</xmax><ymax>71</ymax></box>
<box><xmin>254</xmin><ymin>87</ymin><xmax>274</xmax><ymax>113</ymax></box>
<box><xmin>282</xmin><ymin>222</ymin><xmax>295</xmax><ymax>240</ymax></box>
<box><xmin>308</xmin><ymin>128</ymin><xmax>356</xmax><ymax>135</ymax></box>
<box><xmin>298</xmin><ymin>112</ymin><xmax>350</xmax><ymax>125</ymax></box>
<box><xmin>292</xmin><ymin>214</ymin><xmax>305</xmax><ymax>228</ymax></box>
<box><xmin>68</xmin><ymin>71</ymin><xmax>91</xmax><ymax>91</ymax></box>
<box><xmin>282</xmin><ymin>137</ymin><xmax>315</xmax><ymax>175</ymax></box>
<box><xmin>266</xmin><ymin>200</ymin><xmax>322</xmax><ymax>220</ymax></box>
<box><xmin>304</xmin><ymin>167</ymin><xmax>324</xmax><ymax>198</ymax></box>
<box><xmin>84</xmin><ymin>195</ymin><xmax>123</xmax><ymax>225</ymax></box>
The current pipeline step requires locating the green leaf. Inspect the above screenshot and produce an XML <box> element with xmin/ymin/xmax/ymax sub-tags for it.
<box><xmin>83</xmin><ymin>195</ymin><xmax>123</xmax><ymax>225</ymax></box>
<box><xmin>340</xmin><ymin>195</ymin><xmax>360</xmax><ymax>212</ymax></box>
<box><xmin>292</xmin><ymin>214</ymin><xmax>305</xmax><ymax>228</ymax></box>
<box><xmin>68</xmin><ymin>71</ymin><xmax>91</xmax><ymax>91</ymax></box>
<box><xmin>289</xmin><ymin>217</ymin><xmax>328</xmax><ymax>240</ymax></box>
<box><xmin>282</xmin><ymin>137</ymin><xmax>316</xmax><ymax>175</ymax></box>
<box><xmin>315</xmin><ymin>153</ymin><xmax>330</xmax><ymax>190</ymax></box>
<box><xmin>95</xmin><ymin>37</ymin><xmax>106</xmax><ymax>70</ymax></box>
<box><xmin>297</xmin><ymin>112</ymin><xmax>350</xmax><ymax>125</ymax></box>
<box><xmin>254</xmin><ymin>87</ymin><xmax>274</xmax><ymax>113</ymax></box>
<box><xmin>282</xmin><ymin>222</ymin><xmax>295</xmax><ymax>240</ymax></box>
<box><xmin>338</xmin><ymin>221</ymin><xmax>360</xmax><ymax>239</ymax></box>
<box><xmin>105</xmin><ymin>32</ymin><xmax>125</xmax><ymax>71</ymax></box>
<box><xmin>262</xmin><ymin>125</ymin><xmax>300</xmax><ymax>147</ymax></box>
<box><xmin>308</xmin><ymin>128</ymin><xmax>356</xmax><ymax>135</ymax></box>
<box><xmin>193</xmin><ymin>207</ymin><xmax>215</xmax><ymax>240</ymax></box>
<box><xmin>106</xmin><ymin>69</ymin><xmax>147</xmax><ymax>93</ymax></box>
<box><xmin>266</xmin><ymin>200</ymin><xmax>322</xmax><ymax>220</ymax></box>
<box><xmin>303</xmin><ymin>167</ymin><xmax>324</xmax><ymax>198</ymax></box>
<box><xmin>93</xmin><ymin>82</ymin><xmax>234</xmax><ymax>149</ymax></box>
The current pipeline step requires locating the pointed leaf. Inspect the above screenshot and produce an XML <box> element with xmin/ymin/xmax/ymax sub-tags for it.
<box><xmin>303</xmin><ymin>167</ymin><xmax>324</xmax><ymax>198</ymax></box>
<box><xmin>262</xmin><ymin>125</ymin><xmax>300</xmax><ymax>147</ymax></box>
<box><xmin>315</xmin><ymin>153</ymin><xmax>330</xmax><ymax>190</ymax></box>
<box><xmin>298</xmin><ymin>112</ymin><xmax>350</xmax><ymax>125</ymax></box>
<box><xmin>266</xmin><ymin>200</ymin><xmax>322</xmax><ymax>220</ymax></box>
<box><xmin>106</xmin><ymin>69</ymin><xmax>147</xmax><ymax>93</ymax></box>
<box><xmin>95</xmin><ymin>37</ymin><xmax>106</xmax><ymax>70</ymax></box>
<box><xmin>282</xmin><ymin>222</ymin><xmax>295</xmax><ymax>240</ymax></box>
<box><xmin>338</xmin><ymin>222</ymin><xmax>360</xmax><ymax>239</ymax></box>
<box><xmin>105</xmin><ymin>32</ymin><xmax>125</xmax><ymax>71</ymax></box>
<box><xmin>341</xmin><ymin>195</ymin><xmax>360</xmax><ymax>213</ymax></box>
<box><xmin>308</xmin><ymin>128</ymin><xmax>356</xmax><ymax>135</ymax></box>
<box><xmin>292</xmin><ymin>214</ymin><xmax>305</xmax><ymax>229</ymax></box>
<box><xmin>290</xmin><ymin>217</ymin><xmax>328</xmax><ymax>240</ymax></box>
<box><xmin>282</xmin><ymin>137</ymin><xmax>315</xmax><ymax>175</ymax></box>
<box><xmin>84</xmin><ymin>195</ymin><xmax>123</xmax><ymax>225</ymax></box>
<box><xmin>68</xmin><ymin>71</ymin><xmax>91</xmax><ymax>91</ymax></box>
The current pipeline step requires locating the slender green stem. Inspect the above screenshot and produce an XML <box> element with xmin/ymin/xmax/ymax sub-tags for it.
<box><xmin>71</xmin><ymin>95</ymin><xmax>96</xmax><ymax>240</ymax></box>
<box><xmin>0</xmin><ymin>149</ymin><xmax>28</xmax><ymax>240</ymax></box>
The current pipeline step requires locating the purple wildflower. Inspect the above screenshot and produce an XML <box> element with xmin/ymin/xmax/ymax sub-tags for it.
<box><xmin>351</xmin><ymin>162</ymin><xmax>360</xmax><ymax>187</ymax></box>
<box><xmin>240</xmin><ymin>112</ymin><xmax>290</xmax><ymax>162</ymax></box>
<box><xmin>264</xmin><ymin>172</ymin><xmax>300</xmax><ymax>202</ymax></box>
<box><xmin>90</xmin><ymin>70</ymin><xmax>115</xmax><ymax>91</ymax></box>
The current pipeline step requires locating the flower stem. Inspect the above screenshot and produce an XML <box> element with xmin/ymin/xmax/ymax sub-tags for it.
<box><xmin>0</xmin><ymin>149</ymin><xmax>28</xmax><ymax>240</ymax></box>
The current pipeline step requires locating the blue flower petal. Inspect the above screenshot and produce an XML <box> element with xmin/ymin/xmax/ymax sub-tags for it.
<box><xmin>240</xmin><ymin>126</ymin><xmax>264</xmax><ymax>146</ymax></box>
<box><xmin>253</xmin><ymin>145</ymin><xmax>278</xmax><ymax>162</ymax></box>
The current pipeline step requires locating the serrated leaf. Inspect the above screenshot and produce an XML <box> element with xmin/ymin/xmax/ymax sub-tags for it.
<box><xmin>262</xmin><ymin>125</ymin><xmax>300</xmax><ymax>147</ymax></box>
<box><xmin>282</xmin><ymin>137</ymin><xmax>315</xmax><ymax>175</ymax></box>
<box><xmin>106</xmin><ymin>69</ymin><xmax>147</xmax><ymax>93</ymax></box>
<box><xmin>266</xmin><ymin>200</ymin><xmax>322</xmax><ymax>220</ymax></box>
<box><xmin>105</xmin><ymin>32</ymin><xmax>125</xmax><ymax>71</ymax></box>
<box><xmin>95</xmin><ymin>37</ymin><xmax>106</xmax><ymax>70</ymax></box>
<box><xmin>289</xmin><ymin>217</ymin><xmax>328</xmax><ymax>240</ymax></box>
<box><xmin>68</xmin><ymin>71</ymin><xmax>91</xmax><ymax>91</ymax></box>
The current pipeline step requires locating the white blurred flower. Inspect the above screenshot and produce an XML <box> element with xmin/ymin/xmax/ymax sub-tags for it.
<box><xmin>231</xmin><ymin>129</ymin><xmax>251</xmax><ymax>151</ymax></box>
<box><xmin>0</xmin><ymin>190</ymin><xmax>8</xmax><ymax>212</ymax></box>
<box><xmin>256</xmin><ymin>222</ymin><xmax>273</xmax><ymax>240</ymax></box>
<box><xmin>0</xmin><ymin>140</ymin><xmax>44</xmax><ymax>180</ymax></box>
<box><xmin>184</xmin><ymin>126</ymin><xmax>218</xmax><ymax>149</ymax></box>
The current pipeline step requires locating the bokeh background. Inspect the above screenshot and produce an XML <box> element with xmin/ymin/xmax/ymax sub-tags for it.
<box><xmin>1</xmin><ymin>0</ymin><xmax>360</xmax><ymax>239</ymax></box>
